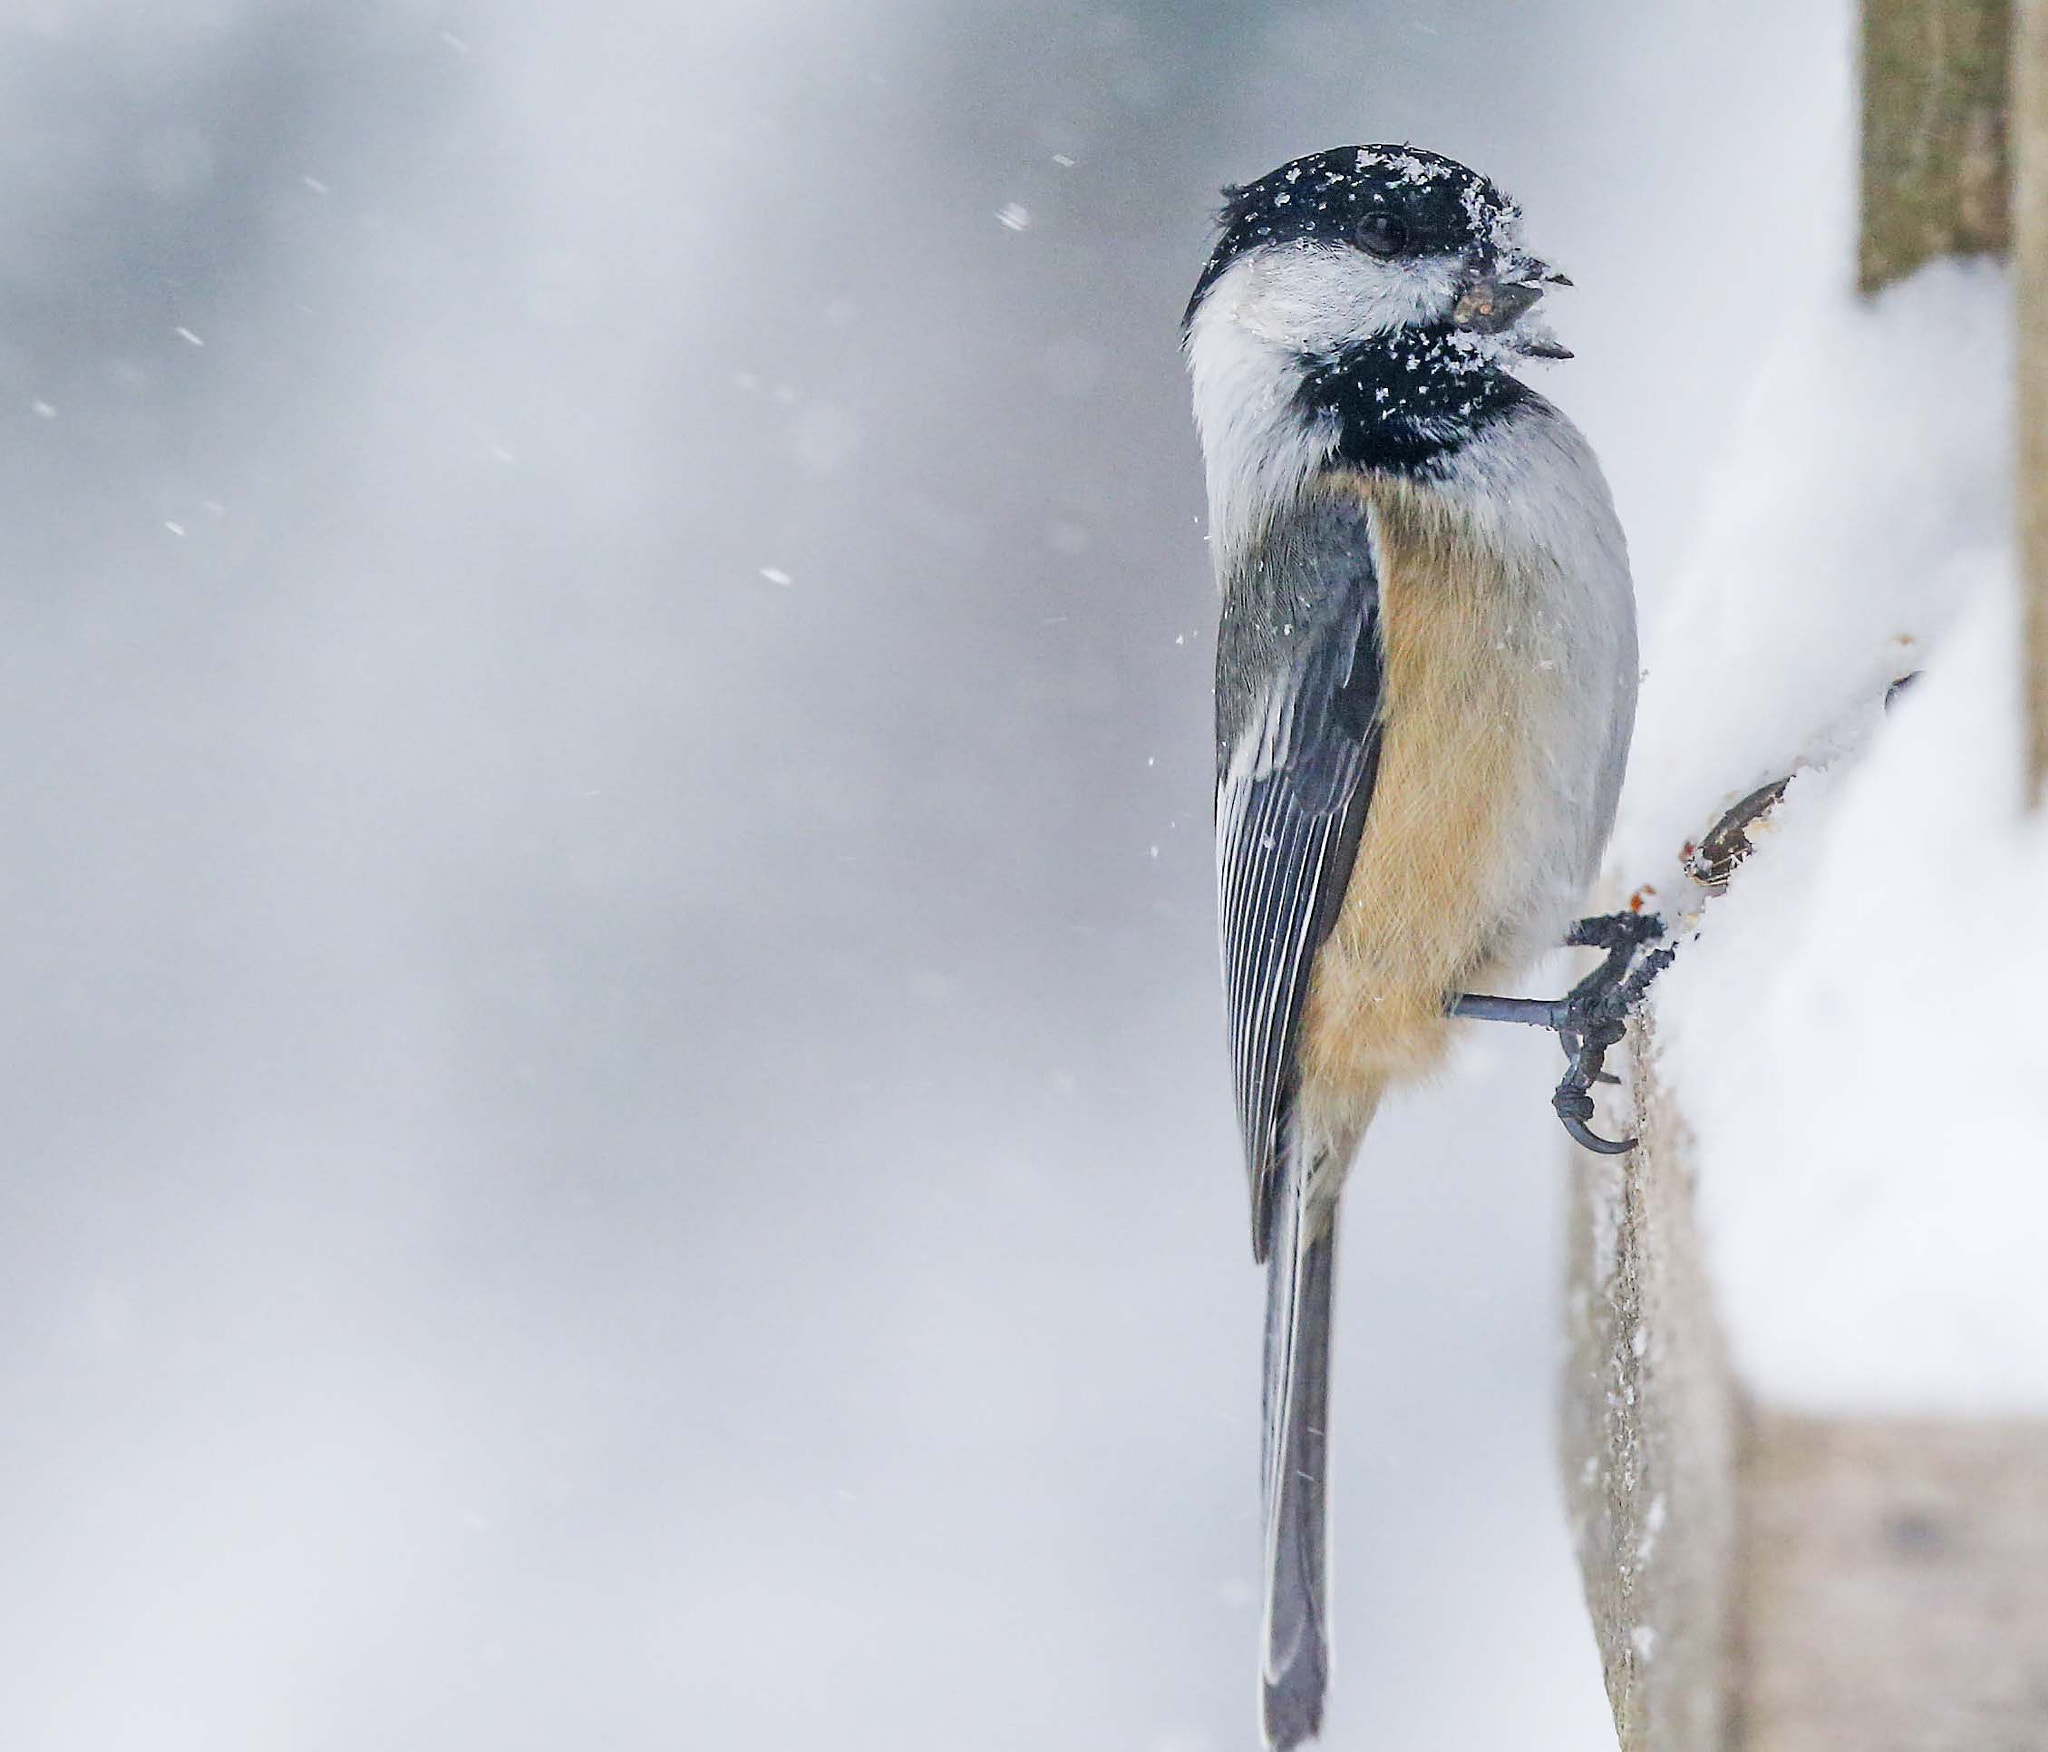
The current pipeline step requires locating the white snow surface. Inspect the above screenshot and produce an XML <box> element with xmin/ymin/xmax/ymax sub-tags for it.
<box><xmin>1607</xmin><ymin>253</ymin><xmax>2048</xmax><ymax>1412</ymax></box>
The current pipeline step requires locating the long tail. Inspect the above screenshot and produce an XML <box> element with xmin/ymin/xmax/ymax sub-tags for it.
<box><xmin>1260</xmin><ymin>1156</ymin><xmax>1340</xmax><ymax>1750</ymax></box>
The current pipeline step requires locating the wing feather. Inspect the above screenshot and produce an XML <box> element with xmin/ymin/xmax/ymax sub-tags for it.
<box><xmin>1215</xmin><ymin>503</ymin><xmax>1384</xmax><ymax>1260</ymax></box>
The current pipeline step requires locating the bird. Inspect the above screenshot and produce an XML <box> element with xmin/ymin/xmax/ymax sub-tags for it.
<box><xmin>1182</xmin><ymin>145</ymin><xmax>1640</xmax><ymax>1749</ymax></box>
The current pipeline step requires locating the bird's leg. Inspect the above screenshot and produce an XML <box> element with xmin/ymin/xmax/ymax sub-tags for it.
<box><xmin>1449</xmin><ymin>913</ymin><xmax>1674</xmax><ymax>1153</ymax></box>
<box><xmin>1446</xmin><ymin>993</ymin><xmax>1566</xmax><ymax>1029</ymax></box>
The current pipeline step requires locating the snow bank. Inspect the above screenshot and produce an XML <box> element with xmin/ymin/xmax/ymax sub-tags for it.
<box><xmin>1608</xmin><ymin>257</ymin><xmax>2048</xmax><ymax>1414</ymax></box>
<box><xmin>1611</xmin><ymin>258</ymin><xmax>2014</xmax><ymax>902</ymax></box>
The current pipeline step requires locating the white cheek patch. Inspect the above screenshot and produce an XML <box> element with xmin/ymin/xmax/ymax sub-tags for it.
<box><xmin>1185</xmin><ymin>259</ymin><xmax>1328</xmax><ymax>583</ymax></box>
<box><xmin>1225</xmin><ymin>244</ymin><xmax>1460</xmax><ymax>354</ymax></box>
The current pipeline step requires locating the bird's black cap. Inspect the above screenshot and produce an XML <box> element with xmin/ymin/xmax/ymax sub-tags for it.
<box><xmin>1185</xmin><ymin>145</ymin><xmax>1520</xmax><ymax>327</ymax></box>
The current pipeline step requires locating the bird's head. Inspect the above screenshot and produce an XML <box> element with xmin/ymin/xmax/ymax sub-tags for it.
<box><xmin>1183</xmin><ymin>145</ymin><xmax>1570</xmax><ymax>364</ymax></box>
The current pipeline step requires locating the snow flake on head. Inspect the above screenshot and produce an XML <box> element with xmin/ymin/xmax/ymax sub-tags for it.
<box><xmin>1353</xmin><ymin>144</ymin><xmax>1462</xmax><ymax>190</ymax></box>
<box><xmin>1460</xmin><ymin>177</ymin><xmax>1524</xmax><ymax>260</ymax></box>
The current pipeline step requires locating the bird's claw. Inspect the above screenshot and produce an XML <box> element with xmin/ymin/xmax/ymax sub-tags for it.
<box><xmin>1451</xmin><ymin>911</ymin><xmax>1675</xmax><ymax>1152</ymax></box>
<box><xmin>1551</xmin><ymin>1012</ymin><xmax>1635</xmax><ymax>1151</ymax></box>
<box><xmin>1560</xmin><ymin>1108</ymin><xmax>1634</xmax><ymax>1156</ymax></box>
<box><xmin>1548</xmin><ymin>915</ymin><xmax>1674</xmax><ymax>1150</ymax></box>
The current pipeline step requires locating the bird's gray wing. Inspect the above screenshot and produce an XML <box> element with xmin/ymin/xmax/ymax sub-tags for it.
<box><xmin>1215</xmin><ymin>496</ymin><xmax>1384</xmax><ymax>1261</ymax></box>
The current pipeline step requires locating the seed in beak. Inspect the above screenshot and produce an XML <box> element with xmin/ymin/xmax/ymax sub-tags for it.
<box><xmin>1452</xmin><ymin>279</ymin><xmax>1545</xmax><ymax>334</ymax></box>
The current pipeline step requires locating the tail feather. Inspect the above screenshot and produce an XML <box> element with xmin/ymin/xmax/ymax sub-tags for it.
<box><xmin>1260</xmin><ymin>1163</ymin><xmax>1339</xmax><ymax>1750</ymax></box>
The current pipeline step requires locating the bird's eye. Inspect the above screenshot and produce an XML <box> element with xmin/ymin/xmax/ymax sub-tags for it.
<box><xmin>1357</xmin><ymin>212</ymin><xmax>1409</xmax><ymax>257</ymax></box>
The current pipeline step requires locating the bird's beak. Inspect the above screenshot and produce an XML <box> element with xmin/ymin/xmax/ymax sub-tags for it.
<box><xmin>1451</xmin><ymin>278</ymin><xmax>1546</xmax><ymax>334</ymax></box>
<box><xmin>1452</xmin><ymin>255</ymin><xmax>1574</xmax><ymax>357</ymax></box>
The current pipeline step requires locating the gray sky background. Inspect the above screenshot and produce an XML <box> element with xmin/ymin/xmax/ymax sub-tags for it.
<box><xmin>0</xmin><ymin>3</ymin><xmax>1840</xmax><ymax>1747</ymax></box>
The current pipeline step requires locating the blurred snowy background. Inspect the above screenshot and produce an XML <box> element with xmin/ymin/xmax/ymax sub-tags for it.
<box><xmin>0</xmin><ymin>2</ymin><xmax>1847</xmax><ymax>1747</ymax></box>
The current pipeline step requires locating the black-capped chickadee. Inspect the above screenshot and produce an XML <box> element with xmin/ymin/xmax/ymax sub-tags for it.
<box><xmin>1183</xmin><ymin>146</ymin><xmax>1641</xmax><ymax>1749</ymax></box>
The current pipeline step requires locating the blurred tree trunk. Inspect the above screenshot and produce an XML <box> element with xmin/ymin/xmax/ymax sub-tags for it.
<box><xmin>1859</xmin><ymin>2</ymin><xmax>2047</xmax><ymax>800</ymax></box>
<box><xmin>1859</xmin><ymin>0</ymin><xmax>2009</xmax><ymax>290</ymax></box>
<box><xmin>2018</xmin><ymin>0</ymin><xmax>2048</xmax><ymax>798</ymax></box>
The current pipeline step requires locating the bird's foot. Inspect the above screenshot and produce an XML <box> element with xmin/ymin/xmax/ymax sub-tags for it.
<box><xmin>1564</xmin><ymin>909</ymin><xmax>1664</xmax><ymax>954</ymax></box>
<box><xmin>1548</xmin><ymin>924</ymin><xmax>1673</xmax><ymax>1153</ymax></box>
<box><xmin>1450</xmin><ymin>913</ymin><xmax>1674</xmax><ymax>1153</ymax></box>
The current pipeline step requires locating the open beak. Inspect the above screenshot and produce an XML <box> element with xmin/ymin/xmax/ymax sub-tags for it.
<box><xmin>1452</xmin><ymin>256</ymin><xmax>1574</xmax><ymax>357</ymax></box>
<box><xmin>1451</xmin><ymin>278</ymin><xmax>1546</xmax><ymax>334</ymax></box>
